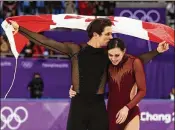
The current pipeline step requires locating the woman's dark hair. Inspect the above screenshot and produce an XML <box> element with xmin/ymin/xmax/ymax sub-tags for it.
<box><xmin>86</xmin><ymin>18</ymin><xmax>112</xmax><ymax>39</ymax></box>
<box><xmin>107</xmin><ymin>38</ymin><xmax>126</xmax><ymax>51</ymax></box>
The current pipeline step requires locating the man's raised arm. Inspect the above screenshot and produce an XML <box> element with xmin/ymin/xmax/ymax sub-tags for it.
<box><xmin>11</xmin><ymin>20</ymin><xmax>78</xmax><ymax>56</ymax></box>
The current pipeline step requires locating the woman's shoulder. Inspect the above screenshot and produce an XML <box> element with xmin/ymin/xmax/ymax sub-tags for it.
<box><xmin>126</xmin><ymin>54</ymin><xmax>137</xmax><ymax>60</ymax></box>
<box><xmin>126</xmin><ymin>54</ymin><xmax>142</xmax><ymax>65</ymax></box>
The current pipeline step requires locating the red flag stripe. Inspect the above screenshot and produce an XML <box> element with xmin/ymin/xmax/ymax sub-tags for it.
<box><xmin>6</xmin><ymin>15</ymin><xmax>56</xmax><ymax>55</ymax></box>
<box><xmin>142</xmin><ymin>22</ymin><xmax>174</xmax><ymax>46</ymax></box>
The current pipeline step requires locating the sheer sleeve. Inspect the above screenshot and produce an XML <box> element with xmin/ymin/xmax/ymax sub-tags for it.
<box><xmin>138</xmin><ymin>49</ymin><xmax>160</xmax><ymax>64</ymax></box>
<box><xmin>126</xmin><ymin>58</ymin><xmax>146</xmax><ymax>109</ymax></box>
<box><xmin>19</xmin><ymin>26</ymin><xmax>79</xmax><ymax>57</ymax></box>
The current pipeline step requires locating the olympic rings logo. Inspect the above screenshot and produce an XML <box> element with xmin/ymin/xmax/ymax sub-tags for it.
<box><xmin>21</xmin><ymin>61</ymin><xmax>33</xmax><ymax>69</ymax></box>
<box><xmin>1</xmin><ymin>106</ymin><xmax>28</xmax><ymax>130</ymax></box>
<box><xmin>119</xmin><ymin>9</ymin><xmax>161</xmax><ymax>22</ymax></box>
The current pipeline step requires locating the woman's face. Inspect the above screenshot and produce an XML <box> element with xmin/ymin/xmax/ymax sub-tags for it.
<box><xmin>108</xmin><ymin>47</ymin><xmax>125</xmax><ymax>65</ymax></box>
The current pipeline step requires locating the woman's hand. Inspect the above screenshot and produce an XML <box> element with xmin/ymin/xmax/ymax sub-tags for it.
<box><xmin>116</xmin><ymin>106</ymin><xmax>129</xmax><ymax>124</ymax></box>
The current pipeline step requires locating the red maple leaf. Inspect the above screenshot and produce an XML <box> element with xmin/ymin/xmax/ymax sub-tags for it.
<box><xmin>64</xmin><ymin>15</ymin><xmax>83</xmax><ymax>19</ymax></box>
<box><xmin>108</xmin><ymin>16</ymin><xmax>118</xmax><ymax>26</ymax></box>
<box><xmin>85</xmin><ymin>16</ymin><xmax>97</xmax><ymax>22</ymax></box>
<box><xmin>64</xmin><ymin>15</ymin><xmax>118</xmax><ymax>26</ymax></box>
<box><xmin>85</xmin><ymin>16</ymin><xmax>117</xmax><ymax>26</ymax></box>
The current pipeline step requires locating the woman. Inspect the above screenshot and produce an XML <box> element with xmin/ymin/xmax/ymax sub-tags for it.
<box><xmin>107</xmin><ymin>38</ymin><xmax>146</xmax><ymax>130</ymax></box>
<box><xmin>69</xmin><ymin>38</ymin><xmax>170</xmax><ymax>130</ymax></box>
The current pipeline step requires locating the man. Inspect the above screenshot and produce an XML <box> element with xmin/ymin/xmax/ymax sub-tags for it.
<box><xmin>27</xmin><ymin>72</ymin><xmax>44</xmax><ymax>98</ymax></box>
<box><xmin>10</xmin><ymin>18</ymin><xmax>168</xmax><ymax>130</ymax></box>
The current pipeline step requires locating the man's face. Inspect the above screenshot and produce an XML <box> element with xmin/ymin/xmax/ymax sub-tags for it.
<box><xmin>34</xmin><ymin>74</ymin><xmax>40</xmax><ymax>78</ymax></box>
<box><xmin>108</xmin><ymin>48</ymin><xmax>125</xmax><ymax>66</ymax></box>
<box><xmin>95</xmin><ymin>26</ymin><xmax>113</xmax><ymax>46</ymax></box>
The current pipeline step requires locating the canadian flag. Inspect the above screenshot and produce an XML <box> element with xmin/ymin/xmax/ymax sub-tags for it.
<box><xmin>1</xmin><ymin>14</ymin><xmax>174</xmax><ymax>58</ymax></box>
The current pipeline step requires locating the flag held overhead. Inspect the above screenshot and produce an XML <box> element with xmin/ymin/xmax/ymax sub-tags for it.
<box><xmin>1</xmin><ymin>14</ymin><xmax>174</xmax><ymax>58</ymax></box>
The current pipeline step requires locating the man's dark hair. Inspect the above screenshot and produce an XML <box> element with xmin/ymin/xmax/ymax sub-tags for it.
<box><xmin>86</xmin><ymin>18</ymin><xmax>112</xmax><ymax>39</ymax></box>
<box><xmin>33</xmin><ymin>72</ymin><xmax>41</xmax><ymax>78</ymax></box>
